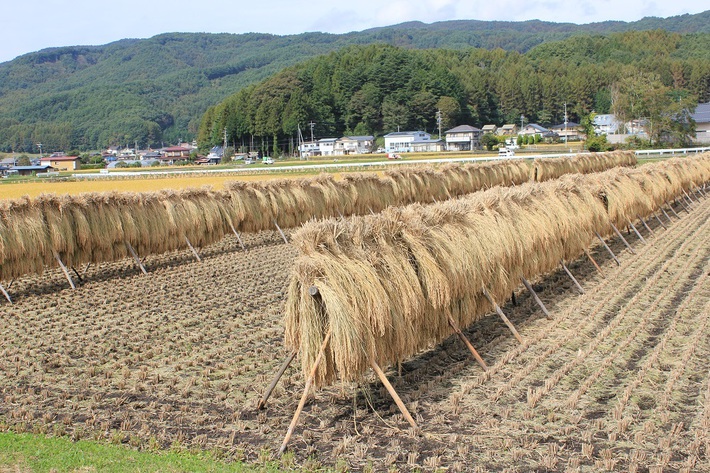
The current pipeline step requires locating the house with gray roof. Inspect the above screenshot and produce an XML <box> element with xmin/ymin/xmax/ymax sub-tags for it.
<box><xmin>445</xmin><ymin>125</ymin><xmax>482</xmax><ymax>151</ymax></box>
<box><xmin>691</xmin><ymin>102</ymin><xmax>710</xmax><ymax>143</ymax></box>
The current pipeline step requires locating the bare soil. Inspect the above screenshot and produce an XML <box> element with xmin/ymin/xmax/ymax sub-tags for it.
<box><xmin>0</xmin><ymin>197</ymin><xmax>708</xmax><ymax>472</ymax></box>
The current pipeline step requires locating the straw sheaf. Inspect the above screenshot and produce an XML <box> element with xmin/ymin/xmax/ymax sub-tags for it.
<box><xmin>0</xmin><ymin>151</ymin><xmax>652</xmax><ymax>282</ymax></box>
<box><xmin>532</xmin><ymin>151</ymin><xmax>637</xmax><ymax>182</ymax></box>
<box><xmin>285</xmin><ymin>156</ymin><xmax>710</xmax><ymax>388</ymax></box>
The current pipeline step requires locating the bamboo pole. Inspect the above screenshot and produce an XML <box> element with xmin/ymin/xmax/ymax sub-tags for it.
<box><xmin>53</xmin><ymin>251</ymin><xmax>76</xmax><ymax>290</ymax></box>
<box><xmin>184</xmin><ymin>237</ymin><xmax>201</xmax><ymax>262</ymax></box>
<box><xmin>126</xmin><ymin>242</ymin><xmax>148</xmax><ymax>275</ymax></box>
<box><xmin>369</xmin><ymin>358</ymin><xmax>419</xmax><ymax>430</ymax></box>
<box><xmin>584</xmin><ymin>249</ymin><xmax>605</xmax><ymax>278</ymax></box>
<box><xmin>626</xmin><ymin>218</ymin><xmax>646</xmax><ymax>244</ymax></box>
<box><xmin>637</xmin><ymin>215</ymin><xmax>654</xmax><ymax>235</ymax></box>
<box><xmin>683</xmin><ymin>188</ymin><xmax>695</xmax><ymax>204</ymax></box>
<box><xmin>71</xmin><ymin>266</ymin><xmax>84</xmax><ymax>283</ymax></box>
<box><xmin>661</xmin><ymin>205</ymin><xmax>675</xmax><ymax>222</ymax></box>
<box><xmin>594</xmin><ymin>230</ymin><xmax>621</xmax><ymax>266</ymax></box>
<box><xmin>274</xmin><ymin>220</ymin><xmax>289</xmax><ymax>244</ymax></box>
<box><xmin>482</xmin><ymin>286</ymin><xmax>524</xmax><ymax>345</ymax></box>
<box><xmin>610</xmin><ymin>222</ymin><xmax>636</xmax><ymax>255</ymax></box>
<box><xmin>676</xmin><ymin>197</ymin><xmax>690</xmax><ymax>213</ymax></box>
<box><xmin>81</xmin><ymin>262</ymin><xmax>91</xmax><ymax>277</ymax></box>
<box><xmin>0</xmin><ymin>282</ymin><xmax>12</xmax><ymax>304</ymax></box>
<box><xmin>653</xmin><ymin>212</ymin><xmax>668</xmax><ymax>230</ymax></box>
<box><xmin>447</xmin><ymin>315</ymin><xmax>488</xmax><ymax>371</ymax></box>
<box><xmin>520</xmin><ymin>276</ymin><xmax>552</xmax><ymax>318</ymax></box>
<box><xmin>258</xmin><ymin>351</ymin><xmax>297</xmax><ymax>410</ymax></box>
<box><xmin>561</xmin><ymin>260</ymin><xmax>585</xmax><ymax>294</ymax></box>
<box><xmin>228</xmin><ymin>222</ymin><xmax>246</xmax><ymax>251</ymax></box>
<box><xmin>279</xmin><ymin>328</ymin><xmax>332</xmax><ymax>455</ymax></box>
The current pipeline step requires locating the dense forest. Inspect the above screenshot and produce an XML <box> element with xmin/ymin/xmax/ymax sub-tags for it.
<box><xmin>0</xmin><ymin>10</ymin><xmax>709</xmax><ymax>152</ymax></box>
<box><xmin>199</xmin><ymin>31</ymin><xmax>710</xmax><ymax>152</ymax></box>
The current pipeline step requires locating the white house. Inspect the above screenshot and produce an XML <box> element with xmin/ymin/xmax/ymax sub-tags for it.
<box><xmin>444</xmin><ymin>125</ymin><xmax>482</xmax><ymax>151</ymax></box>
<box><xmin>384</xmin><ymin>131</ymin><xmax>431</xmax><ymax>152</ymax></box>
<box><xmin>593</xmin><ymin>114</ymin><xmax>621</xmax><ymax>135</ymax></box>
<box><xmin>691</xmin><ymin>102</ymin><xmax>710</xmax><ymax>143</ymax></box>
<box><xmin>518</xmin><ymin>123</ymin><xmax>549</xmax><ymax>137</ymax></box>
<box><xmin>334</xmin><ymin>136</ymin><xmax>374</xmax><ymax>155</ymax></box>
<box><xmin>318</xmin><ymin>138</ymin><xmax>338</xmax><ymax>156</ymax></box>
<box><xmin>298</xmin><ymin>141</ymin><xmax>320</xmax><ymax>158</ymax></box>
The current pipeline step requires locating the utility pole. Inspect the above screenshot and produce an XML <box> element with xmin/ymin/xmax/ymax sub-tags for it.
<box><xmin>436</xmin><ymin>109</ymin><xmax>442</xmax><ymax>139</ymax></box>
<box><xmin>309</xmin><ymin>121</ymin><xmax>315</xmax><ymax>143</ymax></box>
<box><xmin>36</xmin><ymin>142</ymin><xmax>43</xmax><ymax>157</ymax></box>
<box><xmin>223</xmin><ymin>127</ymin><xmax>228</xmax><ymax>150</ymax></box>
<box><xmin>564</xmin><ymin>102</ymin><xmax>568</xmax><ymax>147</ymax></box>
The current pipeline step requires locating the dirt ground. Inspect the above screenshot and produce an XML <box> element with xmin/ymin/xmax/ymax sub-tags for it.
<box><xmin>0</xmin><ymin>195</ymin><xmax>708</xmax><ymax>472</ymax></box>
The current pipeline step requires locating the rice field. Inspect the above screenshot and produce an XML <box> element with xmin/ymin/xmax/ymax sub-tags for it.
<box><xmin>0</xmin><ymin>153</ymin><xmax>708</xmax><ymax>472</ymax></box>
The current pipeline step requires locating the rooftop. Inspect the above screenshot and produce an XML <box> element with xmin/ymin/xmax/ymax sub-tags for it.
<box><xmin>691</xmin><ymin>102</ymin><xmax>710</xmax><ymax>124</ymax></box>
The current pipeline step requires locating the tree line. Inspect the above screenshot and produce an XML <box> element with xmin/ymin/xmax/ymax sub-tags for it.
<box><xmin>199</xmin><ymin>31</ymin><xmax>710</xmax><ymax>153</ymax></box>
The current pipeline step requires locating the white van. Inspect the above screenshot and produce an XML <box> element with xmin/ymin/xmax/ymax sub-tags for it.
<box><xmin>498</xmin><ymin>147</ymin><xmax>515</xmax><ymax>158</ymax></box>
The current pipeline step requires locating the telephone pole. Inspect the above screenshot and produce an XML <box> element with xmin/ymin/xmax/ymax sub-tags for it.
<box><xmin>309</xmin><ymin>121</ymin><xmax>316</xmax><ymax>143</ymax></box>
<box><xmin>436</xmin><ymin>110</ymin><xmax>442</xmax><ymax>139</ymax></box>
<box><xmin>563</xmin><ymin>102</ymin><xmax>568</xmax><ymax>147</ymax></box>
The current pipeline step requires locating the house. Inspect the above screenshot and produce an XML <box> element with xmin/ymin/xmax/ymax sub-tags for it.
<box><xmin>10</xmin><ymin>165</ymin><xmax>55</xmax><ymax>176</ymax></box>
<box><xmin>518</xmin><ymin>123</ymin><xmax>549</xmax><ymax>137</ymax></box>
<box><xmin>141</xmin><ymin>151</ymin><xmax>163</xmax><ymax>160</ymax></box>
<box><xmin>162</xmin><ymin>146</ymin><xmax>192</xmax><ymax>161</ymax></box>
<box><xmin>318</xmin><ymin>138</ymin><xmax>338</xmax><ymax>156</ymax></box>
<box><xmin>444</xmin><ymin>125</ymin><xmax>482</xmax><ymax>151</ymax></box>
<box><xmin>499</xmin><ymin>124</ymin><xmax>518</xmax><ymax>136</ymax></box>
<box><xmin>40</xmin><ymin>155</ymin><xmax>81</xmax><ymax>171</ymax></box>
<box><xmin>481</xmin><ymin>124</ymin><xmax>498</xmax><ymax>135</ymax></box>
<box><xmin>691</xmin><ymin>102</ymin><xmax>710</xmax><ymax>143</ymax></box>
<box><xmin>384</xmin><ymin>131</ymin><xmax>432</xmax><ymax>152</ymax></box>
<box><xmin>411</xmin><ymin>139</ymin><xmax>445</xmax><ymax>153</ymax></box>
<box><xmin>298</xmin><ymin>141</ymin><xmax>320</xmax><ymax>159</ymax></box>
<box><xmin>550</xmin><ymin>122</ymin><xmax>584</xmax><ymax>141</ymax></box>
<box><xmin>334</xmin><ymin>136</ymin><xmax>374</xmax><ymax>155</ymax></box>
<box><xmin>593</xmin><ymin>114</ymin><xmax>621</xmax><ymax>135</ymax></box>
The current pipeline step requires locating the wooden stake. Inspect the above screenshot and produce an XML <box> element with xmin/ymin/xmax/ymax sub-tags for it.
<box><xmin>184</xmin><ymin>237</ymin><xmax>201</xmax><ymax>262</ymax></box>
<box><xmin>683</xmin><ymin>188</ymin><xmax>695</xmax><ymax>204</ymax></box>
<box><xmin>71</xmin><ymin>266</ymin><xmax>84</xmax><ymax>283</ymax></box>
<box><xmin>447</xmin><ymin>315</ymin><xmax>488</xmax><ymax>371</ymax></box>
<box><xmin>584</xmin><ymin>249</ymin><xmax>605</xmax><ymax>278</ymax></box>
<box><xmin>482</xmin><ymin>286</ymin><xmax>524</xmax><ymax>344</ymax></box>
<box><xmin>81</xmin><ymin>262</ymin><xmax>91</xmax><ymax>277</ymax></box>
<box><xmin>561</xmin><ymin>260</ymin><xmax>585</xmax><ymax>294</ymax></box>
<box><xmin>228</xmin><ymin>222</ymin><xmax>246</xmax><ymax>251</ymax></box>
<box><xmin>369</xmin><ymin>358</ymin><xmax>419</xmax><ymax>430</ymax></box>
<box><xmin>126</xmin><ymin>242</ymin><xmax>148</xmax><ymax>275</ymax></box>
<box><xmin>52</xmin><ymin>251</ymin><xmax>76</xmax><ymax>290</ymax></box>
<box><xmin>676</xmin><ymin>197</ymin><xmax>690</xmax><ymax>213</ymax></box>
<box><xmin>279</xmin><ymin>328</ymin><xmax>332</xmax><ymax>455</ymax></box>
<box><xmin>520</xmin><ymin>276</ymin><xmax>552</xmax><ymax>318</ymax></box>
<box><xmin>653</xmin><ymin>212</ymin><xmax>668</xmax><ymax>230</ymax></box>
<box><xmin>0</xmin><ymin>282</ymin><xmax>12</xmax><ymax>304</ymax></box>
<box><xmin>594</xmin><ymin>230</ymin><xmax>621</xmax><ymax>266</ymax></box>
<box><xmin>258</xmin><ymin>351</ymin><xmax>297</xmax><ymax>410</ymax></box>
<box><xmin>661</xmin><ymin>206</ymin><xmax>675</xmax><ymax>222</ymax></box>
<box><xmin>626</xmin><ymin>218</ymin><xmax>646</xmax><ymax>244</ymax></box>
<box><xmin>273</xmin><ymin>220</ymin><xmax>288</xmax><ymax>244</ymax></box>
<box><xmin>610</xmin><ymin>222</ymin><xmax>636</xmax><ymax>255</ymax></box>
<box><xmin>637</xmin><ymin>215</ymin><xmax>654</xmax><ymax>235</ymax></box>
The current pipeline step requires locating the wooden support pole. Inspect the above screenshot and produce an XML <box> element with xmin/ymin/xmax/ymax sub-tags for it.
<box><xmin>683</xmin><ymin>188</ymin><xmax>695</xmax><ymax>204</ymax></box>
<box><xmin>626</xmin><ymin>218</ymin><xmax>646</xmax><ymax>244</ymax></box>
<box><xmin>279</xmin><ymin>328</ymin><xmax>332</xmax><ymax>455</ymax></box>
<box><xmin>368</xmin><ymin>207</ymin><xmax>376</xmax><ymax>216</ymax></box>
<box><xmin>662</xmin><ymin>205</ymin><xmax>676</xmax><ymax>222</ymax></box>
<box><xmin>184</xmin><ymin>237</ymin><xmax>201</xmax><ymax>262</ymax></box>
<box><xmin>594</xmin><ymin>230</ymin><xmax>621</xmax><ymax>266</ymax></box>
<box><xmin>273</xmin><ymin>220</ymin><xmax>288</xmax><ymax>244</ymax></box>
<box><xmin>258</xmin><ymin>351</ymin><xmax>297</xmax><ymax>410</ymax></box>
<box><xmin>610</xmin><ymin>222</ymin><xmax>636</xmax><ymax>255</ymax></box>
<box><xmin>369</xmin><ymin>358</ymin><xmax>419</xmax><ymax>430</ymax></box>
<box><xmin>482</xmin><ymin>286</ymin><xmax>524</xmax><ymax>345</ymax></box>
<box><xmin>7</xmin><ymin>279</ymin><xmax>14</xmax><ymax>290</ymax></box>
<box><xmin>126</xmin><ymin>242</ymin><xmax>148</xmax><ymax>275</ymax></box>
<box><xmin>653</xmin><ymin>212</ymin><xmax>668</xmax><ymax>230</ymax></box>
<box><xmin>584</xmin><ymin>249</ymin><xmax>605</xmax><ymax>278</ymax></box>
<box><xmin>71</xmin><ymin>266</ymin><xmax>84</xmax><ymax>283</ymax></box>
<box><xmin>637</xmin><ymin>215</ymin><xmax>654</xmax><ymax>235</ymax></box>
<box><xmin>228</xmin><ymin>222</ymin><xmax>246</xmax><ymax>251</ymax></box>
<box><xmin>0</xmin><ymin>282</ymin><xmax>12</xmax><ymax>304</ymax></box>
<box><xmin>53</xmin><ymin>251</ymin><xmax>76</xmax><ymax>290</ymax></box>
<box><xmin>561</xmin><ymin>260</ymin><xmax>585</xmax><ymax>294</ymax></box>
<box><xmin>447</xmin><ymin>315</ymin><xmax>488</xmax><ymax>371</ymax></box>
<box><xmin>676</xmin><ymin>197</ymin><xmax>691</xmax><ymax>213</ymax></box>
<box><xmin>520</xmin><ymin>276</ymin><xmax>552</xmax><ymax>318</ymax></box>
<box><xmin>81</xmin><ymin>262</ymin><xmax>91</xmax><ymax>277</ymax></box>
<box><xmin>668</xmin><ymin>201</ymin><xmax>681</xmax><ymax>218</ymax></box>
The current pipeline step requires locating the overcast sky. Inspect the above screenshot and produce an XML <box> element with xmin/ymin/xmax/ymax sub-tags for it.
<box><xmin>1</xmin><ymin>1</ymin><xmax>706</xmax><ymax>63</ymax></box>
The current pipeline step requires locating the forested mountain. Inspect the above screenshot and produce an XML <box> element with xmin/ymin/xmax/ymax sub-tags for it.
<box><xmin>1</xmin><ymin>10</ymin><xmax>709</xmax><ymax>152</ymax></box>
<box><xmin>198</xmin><ymin>31</ymin><xmax>710</xmax><ymax>151</ymax></box>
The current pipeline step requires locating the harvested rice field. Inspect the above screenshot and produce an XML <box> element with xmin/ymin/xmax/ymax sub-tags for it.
<box><xmin>1</xmin><ymin>190</ymin><xmax>708</xmax><ymax>472</ymax></box>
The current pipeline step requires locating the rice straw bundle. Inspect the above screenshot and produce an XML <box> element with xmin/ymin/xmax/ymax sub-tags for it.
<box><xmin>532</xmin><ymin>151</ymin><xmax>636</xmax><ymax>182</ymax></box>
<box><xmin>284</xmin><ymin>155</ymin><xmax>709</xmax><ymax>388</ymax></box>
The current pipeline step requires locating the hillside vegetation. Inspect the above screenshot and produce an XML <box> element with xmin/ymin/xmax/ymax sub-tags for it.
<box><xmin>0</xmin><ymin>11</ymin><xmax>708</xmax><ymax>152</ymax></box>
<box><xmin>199</xmin><ymin>31</ymin><xmax>710</xmax><ymax>151</ymax></box>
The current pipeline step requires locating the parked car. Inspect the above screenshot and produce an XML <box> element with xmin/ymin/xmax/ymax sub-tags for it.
<box><xmin>498</xmin><ymin>147</ymin><xmax>515</xmax><ymax>158</ymax></box>
<box><xmin>244</xmin><ymin>158</ymin><xmax>254</xmax><ymax>164</ymax></box>
<box><xmin>262</xmin><ymin>157</ymin><xmax>274</xmax><ymax>164</ymax></box>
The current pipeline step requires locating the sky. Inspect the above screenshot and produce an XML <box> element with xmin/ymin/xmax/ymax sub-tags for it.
<box><xmin>1</xmin><ymin>0</ymin><xmax>707</xmax><ymax>63</ymax></box>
